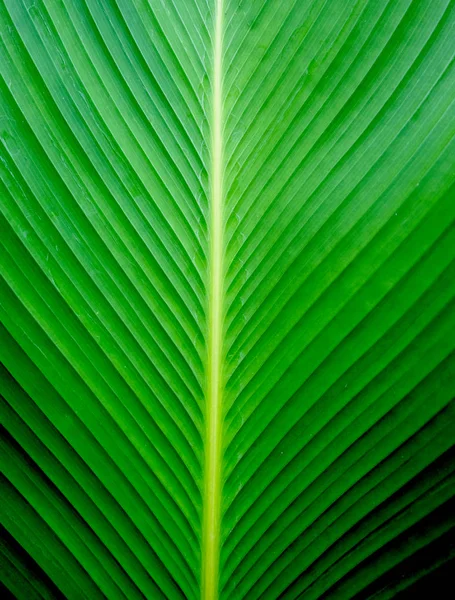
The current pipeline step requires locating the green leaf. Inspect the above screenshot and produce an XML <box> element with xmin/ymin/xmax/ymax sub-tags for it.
<box><xmin>1</xmin><ymin>1</ymin><xmax>454</xmax><ymax>599</ymax></box>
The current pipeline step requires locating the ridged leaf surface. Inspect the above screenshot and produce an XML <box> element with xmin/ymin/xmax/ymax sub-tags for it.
<box><xmin>1</xmin><ymin>1</ymin><xmax>454</xmax><ymax>599</ymax></box>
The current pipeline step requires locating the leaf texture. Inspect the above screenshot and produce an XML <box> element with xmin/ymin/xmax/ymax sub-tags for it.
<box><xmin>1</xmin><ymin>1</ymin><xmax>454</xmax><ymax>599</ymax></box>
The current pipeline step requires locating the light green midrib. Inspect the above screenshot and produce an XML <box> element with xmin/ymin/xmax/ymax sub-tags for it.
<box><xmin>202</xmin><ymin>0</ymin><xmax>224</xmax><ymax>599</ymax></box>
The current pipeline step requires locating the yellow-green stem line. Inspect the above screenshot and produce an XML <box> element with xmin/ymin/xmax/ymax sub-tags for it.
<box><xmin>202</xmin><ymin>0</ymin><xmax>224</xmax><ymax>598</ymax></box>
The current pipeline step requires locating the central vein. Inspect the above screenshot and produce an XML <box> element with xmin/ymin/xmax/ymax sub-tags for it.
<box><xmin>202</xmin><ymin>0</ymin><xmax>224</xmax><ymax>598</ymax></box>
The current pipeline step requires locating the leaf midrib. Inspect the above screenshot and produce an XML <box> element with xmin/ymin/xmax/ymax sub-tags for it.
<box><xmin>202</xmin><ymin>0</ymin><xmax>224</xmax><ymax>598</ymax></box>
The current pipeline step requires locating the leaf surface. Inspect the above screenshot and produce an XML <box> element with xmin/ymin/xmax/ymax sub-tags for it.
<box><xmin>1</xmin><ymin>1</ymin><xmax>454</xmax><ymax>599</ymax></box>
